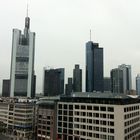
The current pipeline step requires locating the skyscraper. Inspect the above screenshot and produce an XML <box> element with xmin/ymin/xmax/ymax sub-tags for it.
<box><xmin>111</xmin><ymin>64</ymin><xmax>132</xmax><ymax>94</ymax></box>
<box><xmin>118</xmin><ymin>64</ymin><xmax>132</xmax><ymax>92</ymax></box>
<box><xmin>43</xmin><ymin>68</ymin><xmax>64</xmax><ymax>96</ymax></box>
<box><xmin>136</xmin><ymin>74</ymin><xmax>140</xmax><ymax>95</ymax></box>
<box><xmin>10</xmin><ymin>15</ymin><xmax>35</xmax><ymax>98</ymax></box>
<box><xmin>65</xmin><ymin>77</ymin><xmax>73</xmax><ymax>95</ymax></box>
<box><xmin>104</xmin><ymin>77</ymin><xmax>111</xmax><ymax>92</ymax></box>
<box><xmin>73</xmin><ymin>64</ymin><xmax>82</xmax><ymax>92</ymax></box>
<box><xmin>2</xmin><ymin>79</ymin><xmax>10</xmax><ymax>97</ymax></box>
<box><xmin>111</xmin><ymin>68</ymin><xmax>123</xmax><ymax>93</ymax></box>
<box><xmin>86</xmin><ymin>41</ymin><xmax>103</xmax><ymax>92</ymax></box>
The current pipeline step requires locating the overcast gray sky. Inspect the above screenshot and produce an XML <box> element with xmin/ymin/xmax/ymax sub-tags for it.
<box><xmin>0</xmin><ymin>0</ymin><xmax>140</xmax><ymax>93</ymax></box>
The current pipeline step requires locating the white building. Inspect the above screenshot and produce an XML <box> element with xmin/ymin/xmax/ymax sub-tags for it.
<box><xmin>10</xmin><ymin>15</ymin><xmax>35</xmax><ymax>98</ymax></box>
<box><xmin>136</xmin><ymin>74</ymin><xmax>140</xmax><ymax>95</ymax></box>
<box><xmin>57</xmin><ymin>92</ymin><xmax>140</xmax><ymax>140</ymax></box>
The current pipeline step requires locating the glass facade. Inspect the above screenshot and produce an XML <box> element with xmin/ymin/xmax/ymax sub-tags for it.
<box><xmin>86</xmin><ymin>41</ymin><xmax>103</xmax><ymax>92</ymax></box>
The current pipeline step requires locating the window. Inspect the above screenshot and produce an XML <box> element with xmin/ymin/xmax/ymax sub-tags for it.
<box><xmin>59</xmin><ymin>104</ymin><xmax>62</xmax><ymax>109</ymax></box>
<box><xmin>100</xmin><ymin>106</ymin><xmax>106</xmax><ymax>111</ymax></box>
<box><xmin>64</xmin><ymin>105</ymin><xmax>67</xmax><ymax>109</ymax></box>
<box><xmin>87</xmin><ymin>106</ymin><xmax>92</xmax><ymax>110</ymax></box>
<box><xmin>75</xmin><ymin>105</ymin><xmax>79</xmax><ymax>109</ymax></box>
<box><xmin>81</xmin><ymin>105</ymin><xmax>86</xmax><ymax>110</ymax></box>
<box><xmin>110</xmin><ymin>114</ymin><xmax>114</xmax><ymax>119</ymax></box>
<box><xmin>64</xmin><ymin>111</ymin><xmax>67</xmax><ymax>115</ymax></box>
<box><xmin>69</xmin><ymin>111</ymin><xmax>73</xmax><ymax>116</ymax></box>
<box><xmin>69</xmin><ymin>105</ymin><xmax>73</xmax><ymax>110</ymax></box>
<box><xmin>108</xmin><ymin>107</ymin><xmax>114</xmax><ymax>112</ymax></box>
<box><xmin>94</xmin><ymin>106</ymin><xmax>99</xmax><ymax>111</ymax></box>
<box><xmin>110</xmin><ymin>129</ymin><xmax>114</xmax><ymax>133</ymax></box>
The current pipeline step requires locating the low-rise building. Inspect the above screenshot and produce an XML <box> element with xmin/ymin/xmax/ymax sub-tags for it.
<box><xmin>0</xmin><ymin>98</ymin><xmax>36</xmax><ymax>140</ymax></box>
<box><xmin>57</xmin><ymin>92</ymin><xmax>140</xmax><ymax>140</ymax></box>
<box><xmin>36</xmin><ymin>96</ymin><xmax>59</xmax><ymax>140</ymax></box>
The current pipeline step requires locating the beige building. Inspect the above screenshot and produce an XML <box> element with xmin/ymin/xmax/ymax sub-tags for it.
<box><xmin>57</xmin><ymin>92</ymin><xmax>140</xmax><ymax>140</ymax></box>
<box><xmin>0</xmin><ymin>98</ymin><xmax>36</xmax><ymax>140</ymax></box>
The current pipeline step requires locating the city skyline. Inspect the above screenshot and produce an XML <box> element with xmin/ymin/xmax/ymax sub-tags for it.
<box><xmin>0</xmin><ymin>0</ymin><xmax>140</xmax><ymax>93</ymax></box>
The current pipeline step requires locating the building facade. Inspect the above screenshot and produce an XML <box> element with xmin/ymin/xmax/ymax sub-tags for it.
<box><xmin>73</xmin><ymin>65</ymin><xmax>82</xmax><ymax>92</ymax></box>
<box><xmin>57</xmin><ymin>92</ymin><xmax>140</xmax><ymax>140</ymax></box>
<box><xmin>36</xmin><ymin>97</ymin><xmax>59</xmax><ymax>140</ymax></box>
<box><xmin>136</xmin><ymin>74</ymin><xmax>140</xmax><ymax>95</ymax></box>
<box><xmin>0</xmin><ymin>98</ymin><xmax>36</xmax><ymax>140</ymax></box>
<box><xmin>111</xmin><ymin>68</ymin><xmax>123</xmax><ymax>93</ymax></box>
<box><xmin>2</xmin><ymin>79</ymin><xmax>10</xmax><ymax>97</ymax></box>
<box><xmin>65</xmin><ymin>77</ymin><xmax>73</xmax><ymax>96</ymax></box>
<box><xmin>86</xmin><ymin>41</ymin><xmax>103</xmax><ymax>92</ymax></box>
<box><xmin>43</xmin><ymin>68</ymin><xmax>64</xmax><ymax>96</ymax></box>
<box><xmin>118</xmin><ymin>64</ymin><xmax>132</xmax><ymax>93</ymax></box>
<box><xmin>10</xmin><ymin>15</ymin><xmax>35</xmax><ymax>98</ymax></box>
<box><xmin>104</xmin><ymin>77</ymin><xmax>111</xmax><ymax>92</ymax></box>
<box><xmin>111</xmin><ymin>64</ymin><xmax>132</xmax><ymax>94</ymax></box>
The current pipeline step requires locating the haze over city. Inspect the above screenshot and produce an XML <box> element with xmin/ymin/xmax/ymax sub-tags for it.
<box><xmin>0</xmin><ymin>0</ymin><xmax>140</xmax><ymax>93</ymax></box>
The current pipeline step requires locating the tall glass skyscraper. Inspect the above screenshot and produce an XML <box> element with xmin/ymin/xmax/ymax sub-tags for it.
<box><xmin>111</xmin><ymin>64</ymin><xmax>132</xmax><ymax>94</ymax></box>
<box><xmin>10</xmin><ymin>15</ymin><xmax>35</xmax><ymax>97</ymax></box>
<box><xmin>136</xmin><ymin>74</ymin><xmax>140</xmax><ymax>95</ymax></box>
<box><xmin>86</xmin><ymin>41</ymin><xmax>103</xmax><ymax>92</ymax></box>
<box><xmin>73</xmin><ymin>64</ymin><xmax>82</xmax><ymax>92</ymax></box>
<box><xmin>43</xmin><ymin>68</ymin><xmax>64</xmax><ymax>96</ymax></box>
<box><xmin>118</xmin><ymin>64</ymin><xmax>132</xmax><ymax>92</ymax></box>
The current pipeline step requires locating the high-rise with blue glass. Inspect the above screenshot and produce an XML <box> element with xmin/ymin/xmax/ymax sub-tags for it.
<box><xmin>86</xmin><ymin>41</ymin><xmax>103</xmax><ymax>92</ymax></box>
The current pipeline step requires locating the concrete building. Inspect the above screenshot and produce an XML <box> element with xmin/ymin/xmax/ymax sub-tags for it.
<box><xmin>86</xmin><ymin>41</ymin><xmax>103</xmax><ymax>92</ymax></box>
<box><xmin>65</xmin><ymin>77</ymin><xmax>73</xmax><ymax>96</ymax></box>
<box><xmin>43</xmin><ymin>68</ymin><xmax>64</xmax><ymax>96</ymax></box>
<box><xmin>2</xmin><ymin>79</ymin><xmax>10</xmax><ymax>97</ymax></box>
<box><xmin>36</xmin><ymin>97</ymin><xmax>59</xmax><ymax>140</ymax></box>
<box><xmin>111</xmin><ymin>68</ymin><xmax>123</xmax><ymax>93</ymax></box>
<box><xmin>119</xmin><ymin>64</ymin><xmax>132</xmax><ymax>93</ymax></box>
<box><xmin>57</xmin><ymin>92</ymin><xmax>140</xmax><ymax>140</ymax></box>
<box><xmin>104</xmin><ymin>77</ymin><xmax>111</xmax><ymax>92</ymax></box>
<box><xmin>73</xmin><ymin>65</ymin><xmax>82</xmax><ymax>92</ymax></box>
<box><xmin>10</xmin><ymin>14</ymin><xmax>35</xmax><ymax>98</ymax></box>
<box><xmin>0</xmin><ymin>98</ymin><xmax>36</xmax><ymax>140</ymax></box>
<box><xmin>136</xmin><ymin>74</ymin><xmax>140</xmax><ymax>95</ymax></box>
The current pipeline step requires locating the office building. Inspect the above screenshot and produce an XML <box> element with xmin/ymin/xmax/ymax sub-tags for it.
<box><xmin>73</xmin><ymin>64</ymin><xmax>82</xmax><ymax>92</ymax></box>
<box><xmin>111</xmin><ymin>64</ymin><xmax>132</xmax><ymax>94</ymax></box>
<box><xmin>65</xmin><ymin>77</ymin><xmax>73</xmax><ymax>96</ymax></box>
<box><xmin>57</xmin><ymin>92</ymin><xmax>140</xmax><ymax>140</ymax></box>
<box><xmin>2</xmin><ymin>79</ymin><xmax>10</xmax><ymax>97</ymax></box>
<box><xmin>111</xmin><ymin>68</ymin><xmax>123</xmax><ymax>93</ymax></box>
<box><xmin>0</xmin><ymin>98</ymin><xmax>36</xmax><ymax>140</ymax></box>
<box><xmin>136</xmin><ymin>74</ymin><xmax>140</xmax><ymax>95</ymax></box>
<box><xmin>36</xmin><ymin>97</ymin><xmax>59</xmax><ymax>140</ymax></box>
<box><xmin>118</xmin><ymin>64</ymin><xmax>132</xmax><ymax>92</ymax></box>
<box><xmin>43</xmin><ymin>68</ymin><xmax>64</xmax><ymax>96</ymax></box>
<box><xmin>86</xmin><ymin>41</ymin><xmax>103</xmax><ymax>92</ymax></box>
<box><xmin>104</xmin><ymin>77</ymin><xmax>111</xmax><ymax>92</ymax></box>
<box><xmin>10</xmin><ymin>14</ymin><xmax>35</xmax><ymax>98</ymax></box>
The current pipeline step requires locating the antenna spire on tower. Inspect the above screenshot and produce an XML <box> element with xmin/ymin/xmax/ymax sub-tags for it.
<box><xmin>27</xmin><ymin>3</ymin><xmax>29</xmax><ymax>17</ymax></box>
<box><xmin>90</xmin><ymin>29</ymin><xmax>91</xmax><ymax>41</ymax></box>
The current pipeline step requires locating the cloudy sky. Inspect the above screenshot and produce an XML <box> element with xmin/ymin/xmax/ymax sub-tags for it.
<box><xmin>0</xmin><ymin>0</ymin><xmax>140</xmax><ymax>93</ymax></box>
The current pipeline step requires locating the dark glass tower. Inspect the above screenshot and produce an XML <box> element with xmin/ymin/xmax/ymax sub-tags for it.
<box><xmin>2</xmin><ymin>79</ymin><xmax>10</xmax><ymax>97</ymax></box>
<box><xmin>65</xmin><ymin>77</ymin><xmax>73</xmax><ymax>95</ymax></box>
<box><xmin>86</xmin><ymin>41</ymin><xmax>103</xmax><ymax>92</ymax></box>
<box><xmin>73</xmin><ymin>64</ymin><xmax>82</xmax><ymax>92</ymax></box>
<box><xmin>111</xmin><ymin>68</ymin><xmax>123</xmax><ymax>93</ymax></box>
<box><xmin>43</xmin><ymin>68</ymin><xmax>64</xmax><ymax>96</ymax></box>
